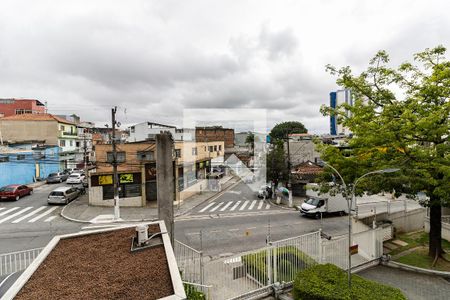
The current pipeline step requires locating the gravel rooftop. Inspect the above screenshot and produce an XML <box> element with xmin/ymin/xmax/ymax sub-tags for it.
<box><xmin>15</xmin><ymin>225</ymin><xmax>174</xmax><ymax>299</ymax></box>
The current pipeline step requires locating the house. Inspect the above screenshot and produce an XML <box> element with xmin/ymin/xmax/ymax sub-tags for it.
<box><xmin>90</xmin><ymin>139</ymin><xmax>224</xmax><ymax>207</ymax></box>
<box><xmin>291</xmin><ymin>161</ymin><xmax>323</xmax><ymax>197</ymax></box>
<box><xmin>0</xmin><ymin>144</ymin><xmax>60</xmax><ymax>187</ymax></box>
<box><xmin>285</xmin><ymin>133</ymin><xmax>321</xmax><ymax>167</ymax></box>
<box><xmin>128</xmin><ymin>122</ymin><xmax>195</xmax><ymax>142</ymax></box>
<box><xmin>2</xmin><ymin>221</ymin><xmax>186</xmax><ymax>300</ymax></box>
<box><xmin>0</xmin><ymin>113</ymin><xmax>79</xmax><ymax>169</ymax></box>
<box><xmin>0</xmin><ymin>98</ymin><xmax>46</xmax><ymax>118</ymax></box>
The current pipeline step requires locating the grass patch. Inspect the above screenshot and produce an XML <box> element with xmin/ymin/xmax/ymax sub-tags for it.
<box><xmin>293</xmin><ymin>264</ymin><xmax>406</xmax><ymax>300</ymax></box>
<box><xmin>388</xmin><ymin>231</ymin><xmax>450</xmax><ymax>256</ymax></box>
<box><xmin>395</xmin><ymin>247</ymin><xmax>450</xmax><ymax>272</ymax></box>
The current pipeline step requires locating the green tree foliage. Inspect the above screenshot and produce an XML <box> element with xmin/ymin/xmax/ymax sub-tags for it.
<box><xmin>319</xmin><ymin>46</ymin><xmax>450</xmax><ymax>258</ymax></box>
<box><xmin>269</xmin><ymin>121</ymin><xmax>307</xmax><ymax>141</ymax></box>
<box><xmin>267</xmin><ymin>140</ymin><xmax>289</xmax><ymax>186</ymax></box>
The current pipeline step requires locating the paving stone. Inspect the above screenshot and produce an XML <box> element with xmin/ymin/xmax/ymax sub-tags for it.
<box><xmin>391</xmin><ymin>239</ymin><xmax>408</xmax><ymax>247</ymax></box>
<box><xmin>383</xmin><ymin>242</ymin><xmax>399</xmax><ymax>250</ymax></box>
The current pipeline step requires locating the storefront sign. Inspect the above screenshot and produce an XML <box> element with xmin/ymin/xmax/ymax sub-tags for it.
<box><xmin>120</xmin><ymin>173</ymin><xmax>133</xmax><ymax>183</ymax></box>
<box><xmin>98</xmin><ymin>175</ymin><xmax>113</xmax><ymax>185</ymax></box>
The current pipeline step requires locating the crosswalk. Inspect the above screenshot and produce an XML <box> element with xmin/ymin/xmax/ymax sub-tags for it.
<box><xmin>198</xmin><ymin>200</ymin><xmax>272</xmax><ymax>214</ymax></box>
<box><xmin>0</xmin><ymin>206</ymin><xmax>60</xmax><ymax>224</ymax></box>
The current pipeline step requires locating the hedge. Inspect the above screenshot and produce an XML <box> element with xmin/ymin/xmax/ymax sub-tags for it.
<box><xmin>293</xmin><ymin>264</ymin><xmax>406</xmax><ymax>300</ymax></box>
<box><xmin>242</xmin><ymin>246</ymin><xmax>317</xmax><ymax>284</ymax></box>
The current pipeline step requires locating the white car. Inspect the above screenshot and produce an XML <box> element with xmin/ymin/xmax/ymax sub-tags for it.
<box><xmin>67</xmin><ymin>173</ymin><xmax>86</xmax><ymax>184</ymax></box>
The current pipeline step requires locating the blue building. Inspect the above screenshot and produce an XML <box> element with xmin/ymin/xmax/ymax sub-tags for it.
<box><xmin>0</xmin><ymin>144</ymin><xmax>60</xmax><ymax>187</ymax></box>
<box><xmin>330</xmin><ymin>89</ymin><xmax>352</xmax><ymax>136</ymax></box>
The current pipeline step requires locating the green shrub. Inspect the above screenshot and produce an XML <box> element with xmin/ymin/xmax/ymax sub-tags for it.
<box><xmin>242</xmin><ymin>246</ymin><xmax>316</xmax><ymax>284</ymax></box>
<box><xmin>184</xmin><ymin>284</ymin><xmax>206</xmax><ymax>300</ymax></box>
<box><xmin>292</xmin><ymin>264</ymin><xmax>406</xmax><ymax>300</ymax></box>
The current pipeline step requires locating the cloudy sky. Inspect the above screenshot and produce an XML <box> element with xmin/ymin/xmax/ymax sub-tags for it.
<box><xmin>1</xmin><ymin>0</ymin><xmax>449</xmax><ymax>133</ymax></box>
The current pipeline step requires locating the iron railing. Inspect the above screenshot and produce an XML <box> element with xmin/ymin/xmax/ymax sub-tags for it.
<box><xmin>0</xmin><ymin>248</ymin><xmax>43</xmax><ymax>276</ymax></box>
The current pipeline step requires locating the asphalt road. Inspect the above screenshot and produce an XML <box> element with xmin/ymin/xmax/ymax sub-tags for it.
<box><xmin>0</xmin><ymin>182</ymin><xmax>84</xmax><ymax>253</ymax></box>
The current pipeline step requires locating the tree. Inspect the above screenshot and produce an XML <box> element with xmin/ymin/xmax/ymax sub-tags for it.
<box><xmin>267</xmin><ymin>140</ymin><xmax>289</xmax><ymax>188</ymax></box>
<box><xmin>245</xmin><ymin>132</ymin><xmax>255</xmax><ymax>154</ymax></box>
<box><xmin>319</xmin><ymin>46</ymin><xmax>450</xmax><ymax>260</ymax></box>
<box><xmin>269</xmin><ymin>121</ymin><xmax>307</xmax><ymax>141</ymax></box>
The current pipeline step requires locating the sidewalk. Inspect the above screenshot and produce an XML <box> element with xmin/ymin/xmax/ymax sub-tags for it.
<box><xmin>267</xmin><ymin>195</ymin><xmax>304</xmax><ymax>211</ymax></box>
<box><xmin>61</xmin><ymin>175</ymin><xmax>239</xmax><ymax>223</ymax></box>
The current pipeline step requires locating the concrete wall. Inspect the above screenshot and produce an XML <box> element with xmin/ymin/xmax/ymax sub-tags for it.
<box><xmin>0</xmin><ymin>120</ymin><xmax>58</xmax><ymax>144</ymax></box>
<box><xmin>424</xmin><ymin>217</ymin><xmax>450</xmax><ymax>242</ymax></box>
<box><xmin>360</xmin><ymin>208</ymin><xmax>426</xmax><ymax>233</ymax></box>
<box><xmin>286</xmin><ymin>140</ymin><xmax>321</xmax><ymax>166</ymax></box>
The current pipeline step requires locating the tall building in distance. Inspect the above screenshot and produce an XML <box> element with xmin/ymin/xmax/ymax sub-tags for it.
<box><xmin>330</xmin><ymin>89</ymin><xmax>353</xmax><ymax>135</ymax></box>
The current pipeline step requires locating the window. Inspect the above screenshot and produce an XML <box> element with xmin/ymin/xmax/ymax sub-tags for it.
<box><xmin>0</xmin><ymin>99</ymin><xmax>14</xmax><ymax>104</ymax></box>
<box><xmin>137</xmin><ymin>151</ymin><xmax>154</xmax><ymax>161</ymax></box>
<box><xmin>60</xmin><ymin>125</ymin><xmax>65</xmax><ymax>131</ymax></box>
<box><xmin>17</xmin><ymin>154</ymin><xmax>25</xmax><ymax>160</ymax></box>
<box><xmin>219</xmin><ymin>145</ymin><xmax>222</xmax><ymax>151</ymax></box>
<box><xmin>208</xmin><ymin>146</ymin><xmax>213</xmax><ymax>152</ymax></box>
<box><xmin>76</xmin><ymin>142</ymin><xmax>80</xmax><ymax>147</ymax></box>
<box><xmin>69</xmin><ymin>140</ymin><xmax>73</xmax><ymax>146</ymax></box>
<box><xmin>60</xmin><ymin>140</ymin><xmax>66</xmax><ymax>147</ymax></box>
<box><xmin>0</xmin><ymin>156</ymin><xmax>9</xmax><ymax>162</ymax></box>
<box><xmin>192</xmin><ymin>147</ymin><xmax>197</xmax><ymax>155</ymax></box>
<box><xmin>214</xmin><ymin>145</ymin><xmax>217</xmax><ymax>151</ymax></box>
<box><xmin>130</xmin><ymin>127</ymin><xmax>135</xmax><ymax>133</ymax></box>
<box><xmin>15</xmin><ymin>109</ymin><xmax>32</xmax><ymax>114</ymax></box>
<box><xmin>102</xmin><ymin>183</ymin><xmax>141</xmax><ymax>200</ymax></box>
<box><xmin>107</xmin><ymin>151</ymin><xmax>126</xmax><ymax>163</ymax></box>
<box><xmin>174</xmin><ymin>149</ymin><xmax>181</xmax><ymax>158</ymax></box>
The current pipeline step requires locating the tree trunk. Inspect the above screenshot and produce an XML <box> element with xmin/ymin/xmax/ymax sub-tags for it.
<box><xmin>428</xmin><ymin>201</ymin><xmax>443</xmax><ymax>258</ymax></box>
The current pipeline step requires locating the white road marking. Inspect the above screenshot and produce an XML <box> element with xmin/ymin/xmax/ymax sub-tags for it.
<box><xmin>257</xmin><ymin>202</ymin><xmax>264</xmax><ymax>210</ymax></box>
<box><xmin>220</xmin><ymin>202</ymin><xmax>233</xmax><ymax>211</ymax></box>
<box><xmin>239</xmin><ymin>200</ymin><xmax>250</xmax><ymax>211</ymax></box>
<box><xmin>230</xmin><ymin>201</ymin><xmax>241</xmax><ymax>211</ymax></box>
<box><xmin>248</xmin><ymin>200</ymin><xmax>257</xmax><ymax>210</ymax></box>
<box><xmin>0</xmin><ymin>207</ymin><xmax>33</xmax><ymax>224</ymax></box>
<box><xmin>81</xmin><ymin>224</ymin><xmax>119</xmax><ymax>230</ymax></box>
<box><xmin>210</xmin><ymin>202</ymin><xmax>224</xmax><ymax>212</ymax></box>
<box><xmin>265</xmin><ymin>204</ymin><xmax>271</xmax><ymax>209</ymax></box>
<box><xmin>0</xmin><ymin>208</ymin><xmax>5</xmax><ymax>212</ymax></box>
<box><xmin>247</xmin><ymin>227</ymin><xmax>256</xmax><ymax>230</ymax></box>
<box><xmin>0</xmin><ymin>207</ymin><xmax>19</xmax><ymax>216</ymax></box>
<box><xmin>28</xmin><ymin>207</ymin><xmax>58</xmax><ymax>223</ymax></box>
<box><xmin>12</xmin><ymin>206</ymin><xmax>47</xmax><ymax>223</ymax></box>
<box><xmin>199</xmin><ymin>202</ymin><xmax>216</xmax><ymax>213</ymax></box>
<box><xmin>44</xmin><ymin>215</ymin><xmax>58</xmax><ymax>222</ymax></box>
<box><xmin>229</xmin><ymin>228</ymin><xmax>239</xmax><ymax>232</ymax></box>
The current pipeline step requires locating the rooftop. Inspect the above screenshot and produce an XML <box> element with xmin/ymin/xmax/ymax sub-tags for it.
<box><xmin>0</xmin><ymin>113</ymin><xmax>75</xmax><ymax>125</ymax></box>
<box><xmin>4</xmin><ymin>222</ymin><xmax>185</xmax><ymax>300</ymax></box>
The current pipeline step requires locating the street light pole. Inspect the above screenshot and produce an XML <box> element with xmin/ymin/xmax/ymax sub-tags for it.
<box><xmin>322</xmin><ymin>162</ymin><xmax>400</xmax><ymax>290</ymax></box>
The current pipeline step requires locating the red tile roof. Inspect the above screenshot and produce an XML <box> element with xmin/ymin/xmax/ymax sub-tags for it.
<box><xmin>0</xmin><ymin>113</ymin><xmax>75</xmax><ymax>125</ymax></box>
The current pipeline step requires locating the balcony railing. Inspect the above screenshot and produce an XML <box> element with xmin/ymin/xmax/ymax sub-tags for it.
<box><xmin>60</xmin><ymin>131</ymin><xmax>78</xmax><ymax>137</ymax></box>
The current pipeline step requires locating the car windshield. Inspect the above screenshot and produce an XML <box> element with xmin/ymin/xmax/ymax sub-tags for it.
<box><xmin>49</xmin><ymin>191</ymin><xmax>64</xmax><ymax>196</ymax></box>
<box><xmin>0</xmin><ymin>187</ymin><xmax>15</xmax><ymax>192</ymax></box>
<box><xmin>49</xmin><ymin>173</ymin><xmax>58</xmax><ymax>177</ymax></box>
<box><xmin>305</xmin><ymin>198</ymin><xmax>320</xmax><ymax>206</ymax></box>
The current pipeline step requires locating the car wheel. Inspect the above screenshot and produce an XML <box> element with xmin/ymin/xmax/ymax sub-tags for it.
<box><xmin>15</xmin><ymin>195</ymin><xmax>20</xmax><ymax>201</ymax></box>
<box><xmin>29</xmin><ymin>190</ymin><xmax>33</xmax><ymax>195</ymax></box>
<box><xmin>60</xmin><ymin>179</ymin><xmax>63</xmax><ymax>183</ymax></box>
<box><xmin>315</xmin><ymin>212</ymin><xmax>321</xmax><ymax>219</ymax></box>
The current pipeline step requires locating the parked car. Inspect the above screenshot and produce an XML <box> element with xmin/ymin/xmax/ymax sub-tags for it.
<box><xmin>67</xmin><ymin>173</ymin><xmax>86</xmax><ymax>184</ymax></box>
<box><xmin>257</xmin><ymin>184</ymin><xmax>272</xmax><ymax>199</ymax></box>
<box><xmin>47</xmin><ymin>187</ymin><xmax>80</xmax><ymax>204</ymax></box>
<box><xmin>47</xmin><ymin>171</ymin><xmax>70</xmax><ymax>183</ymax></box>
<box><xmin>0</xmin><ymin>185</ymin><xmax>33</xmax><ymax>201</ymax></box>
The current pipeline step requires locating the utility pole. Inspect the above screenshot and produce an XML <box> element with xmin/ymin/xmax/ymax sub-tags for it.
<box><xmin>112</xmin><ymin>106</ymin><xmax>120</xmax><ymax>220</ymax></box>
<box><xmin>285</xmin><ymin>132</ymin><xmax>293</xmax><ymax>207</ymax></box>
<box><xmin>83</xmin><ymin>129</ymin><xmax>88</xmax><ymax>177</ymax></box>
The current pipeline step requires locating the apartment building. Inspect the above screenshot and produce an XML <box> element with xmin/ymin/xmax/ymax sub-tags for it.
<box><xmin>0</xmin><ymin>98</ymin><xmax>46</xmax><ymax>118</ymax></box>
<box><xmin>90</xmin><ymin>139</ymin><xmax>224</xmax><ymax>207</ymax></box>
<box><xmin>0</xmin><ymin>114</ymin><xmax>79</xmax><ymax>169</ymax></box>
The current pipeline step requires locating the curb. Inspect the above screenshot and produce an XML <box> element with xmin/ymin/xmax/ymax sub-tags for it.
<box><xmin>60</xmin><ymin>199</ymin><xmax>92</xmax><ymax>224</ymax></box>
<box><xmin>266</xmin><ymin>197</ymin><xmax>298</xmax><ymax>211</ymax></box>
<box><xmin>383</xmin><ymin>260</ymin><xmax>450</xmax><ymax>278</ymax></box>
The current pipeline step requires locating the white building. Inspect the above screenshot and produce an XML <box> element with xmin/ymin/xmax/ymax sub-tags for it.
<box><xmin>127</xmin><ymin>122</ymin><xmax>194</xmax><ymax>142</ymax></box>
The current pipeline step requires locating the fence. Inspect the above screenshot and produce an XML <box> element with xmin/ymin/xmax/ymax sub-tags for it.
<box><xmin>0</xmin><ymin>248</ymin><xmax>43</xmax><ymax>276</ymax></box>
<box><xmin>184</xmin><ymin>281</ymin><xmax>213</xmax><ymax>300</ymax></box>
<box><xmin>176</xmin><ymin>228</ymin><xmax>384</xmax><ymax>300</ymax></box>
<box><xmin>174</xmin><ymin>240</ymin><xmax>203</xmax><ymax>284</ymax></box>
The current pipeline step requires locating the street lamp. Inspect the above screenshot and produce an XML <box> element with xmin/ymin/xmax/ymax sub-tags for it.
<box><xmin>322</xmin><ymin>162</ymin><xmax>400</xmax><ymax>290</ymax></box>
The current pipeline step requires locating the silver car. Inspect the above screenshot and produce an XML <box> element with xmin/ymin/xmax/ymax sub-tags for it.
<box><xmin>48</xmin><ymin>187</ymin><xmax>80</xmax><ymax>204</ymax></box>
<box><xmin>47</xmin><ymin>172</ymin><xmax>70</xmax><ymax>183</ymax></box>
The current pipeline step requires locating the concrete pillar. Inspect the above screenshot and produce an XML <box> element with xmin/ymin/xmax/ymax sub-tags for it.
<box><xmin>156</xmin><ymin>133</ymin><xmax>174</xmax><ymax>246</ymax></box>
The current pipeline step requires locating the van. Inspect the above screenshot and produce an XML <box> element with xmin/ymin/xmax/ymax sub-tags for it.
<box><xmin>48</xmin><ymin>187</ymin><xmax>80</xmax><ymax>204</ymax></box>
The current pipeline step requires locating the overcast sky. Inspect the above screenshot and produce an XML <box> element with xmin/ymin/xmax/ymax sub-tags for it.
<box><xmin>1</xmin><ymin>0</ymin><xmax>449</xmax><ymax>133</ymax></box>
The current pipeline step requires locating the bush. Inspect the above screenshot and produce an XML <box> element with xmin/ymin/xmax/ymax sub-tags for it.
<box><xmin>292</xmin><ymin>264</ymin><xmax>406</xmax><ymax>300</ymax></box>
<box><xmin>242</xmin><ymin>246</ymin><xmax>316</xmax><ymax>284</ymax></box>
<box><xmin>184</xmin><ymin>284</ymin><xmax>206</xmax><ymax>300</ymax></box>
